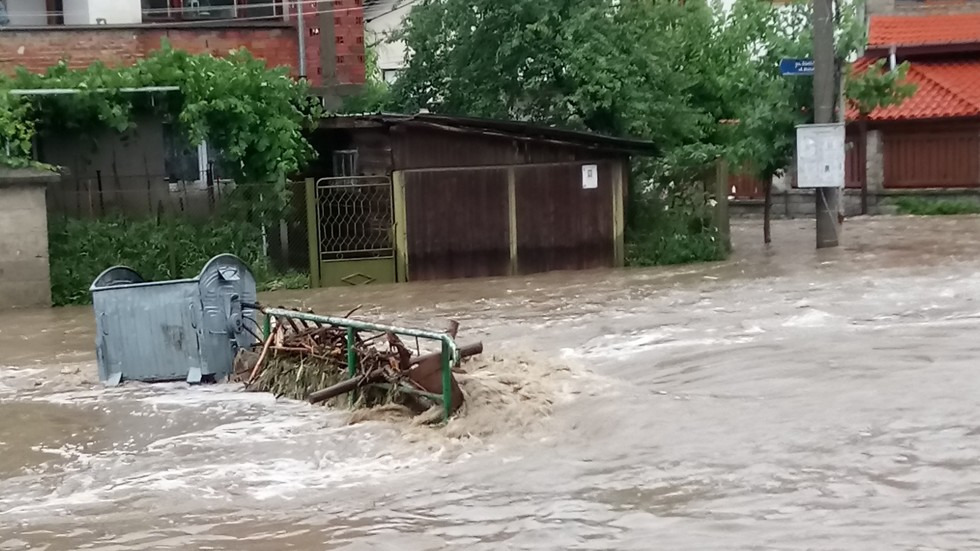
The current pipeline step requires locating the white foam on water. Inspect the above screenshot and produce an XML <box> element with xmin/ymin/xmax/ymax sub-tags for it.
<box><xmin>564</xmin><ymin>329</ymin><xmax>758</xmax><ymax>361</ymax></box>
<box><xmin>143</xmin><ymin>416</ymin><xmax>318</xmax><ymax>452</ymax></box>
<box><xmin>781</xmin><ymin>309</ymin><xmax>843</xmax><ymax>328</ymax></box>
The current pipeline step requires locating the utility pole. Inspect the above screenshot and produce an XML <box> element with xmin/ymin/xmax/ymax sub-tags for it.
<box><xmin>297</xmin><ymin>0</ymin><xmax>307</xmax><ymax>79</ymax></box>
<box><xmin>812</xmin><ymin>0</ymin><xmax>840</xmax><ymax>248</ymax></box>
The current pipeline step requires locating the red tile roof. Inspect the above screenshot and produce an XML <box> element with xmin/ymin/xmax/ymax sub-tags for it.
<box><xmin>848</xmin><ymin>57</ymin><xmax>980</xmax><ymax>121</ymax></box>
<box><xmin>869</xmin><ymin>14</ymin><xmax>980</xmax><ymax>48</ymax></box>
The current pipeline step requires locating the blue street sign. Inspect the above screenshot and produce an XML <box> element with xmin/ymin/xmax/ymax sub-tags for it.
<box><xmin>780</xmin><ymin>58</ymin><xmax>815</xmax><ymax>76</ymax></box>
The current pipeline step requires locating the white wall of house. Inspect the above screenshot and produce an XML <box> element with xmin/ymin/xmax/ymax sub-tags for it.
<box><xmin>62</xmin><ymin>2</ymin><xmax>90</xmax><ymax>25</ymax></box>
<box><xmin>64</xmin><ymin>0</ymin><xmax>143</xmax><ymax>25</ymax></box>
<box><xmin>365</xmin><ymin>0</ymin><xmax>414</xmax><ymax>82</ymax></box>
<box><xmin>6</xmin><ymin>0</ymin><xmax>48</xmax><ymax>26</ymax></box>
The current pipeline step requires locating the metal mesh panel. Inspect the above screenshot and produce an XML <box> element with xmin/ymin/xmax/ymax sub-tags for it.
<box><xmin>315</xmin><ymin>176</ymin><xmax>394</xmax><ymax>261</ymax></box>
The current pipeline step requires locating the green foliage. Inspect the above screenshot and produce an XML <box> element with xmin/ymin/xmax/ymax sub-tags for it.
<box><xmin>48</xmin><ymin>211</ymin><xmax>309</xmax><ymax>306</ymax></box>
<box><xmin>259</xmin><ymin>271</ymin><xmax>311</xmax><ymax>292</ymax></box>
<box><xmin>893</xmin><ymin>197</ymin><xmax>980</xmax><ymax>216</ymax></box>
<box><xmin>4</xmin><ymin>44</ymin><xmax>323</xmax><ymax>303</ymax></box>
<box><xmin>0</xmin><ymin>42</ymin><xmax>322</xmax><ymax>189</ymax></box>
<box><xmin>392</xmin><ymin>0</ymin><xmax>738</xmax><ymax>264</ymax></box>
<box><xmin>391</xmin><ymin>0</ymin><xmax>719</xmax><ymax>164</ymax></box>
<box><xmin>721</xmin><ymin>0</ymin><xmax>864</xmax><ymax>179</ymax></box>
<box><xmin>0</xmin><ymin>92</ymin><xmax>35</xmax><ymax>167</ymax></box>
<box><xmin>626</xmin><ymin>165</ymin><xmax>728</xmax><ymax>267</ymax></box>
<box><xmin>846</xmin><ymin>59</ymin><xmax>917</xmax><ymax>117</ymax></box>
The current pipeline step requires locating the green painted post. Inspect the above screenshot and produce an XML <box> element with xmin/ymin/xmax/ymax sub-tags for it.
<box><xmin>305</xmin><ymin>178</ymin><xmax>320</xmax><ymax>288</ymax></box>
<box><xmin>347</xmin><ymin>327</ymin><xmax>357</xmax><ymax>406</ymax></box>
<box><xmin>441</xmin><ymin>339</ymin><xmax>452</xmax><ymax>421</ymax></box>
<box><xmin>263</xmin><ymin>314</ymin><xmax>271</xmax><ymax>340</ymax></box>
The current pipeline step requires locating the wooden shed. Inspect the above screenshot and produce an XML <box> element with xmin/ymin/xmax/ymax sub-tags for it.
<box><xmin>303</xmin><ymin>113</ymin><xmax>656</xmax><ymax>287</ymax></box>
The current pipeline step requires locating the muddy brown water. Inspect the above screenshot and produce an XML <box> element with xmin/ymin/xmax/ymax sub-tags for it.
<box><xmin>3</xmin><ymin>216</ymin><xmax>980</xmax><ymax>550</ymax></box>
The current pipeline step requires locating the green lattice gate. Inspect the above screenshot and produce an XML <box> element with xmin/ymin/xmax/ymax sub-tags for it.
<box><xmin>305</xmin><ymin>176</ymin><xmax>396</xmax><ymax>287</ymax></box>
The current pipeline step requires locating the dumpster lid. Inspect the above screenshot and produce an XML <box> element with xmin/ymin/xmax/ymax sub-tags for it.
<box><xmin>90</xmin><ymin>266</ymin><xmax>145</xmax><ymax>291</ymax></box>
<box><xmin>198</xmin><ymin>254</ymin><xmax>250</xmax><ymax>282</ymax></box>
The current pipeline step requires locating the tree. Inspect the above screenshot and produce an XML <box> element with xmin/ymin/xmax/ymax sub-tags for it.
<box><xmin>390</xmin><ymin>0</ymin><xmax>744</xmax><ymax>265</ymax></box>
<box><xmin>389</xmin><ymin>0</ymin><xmax>916</xmax><ymax>257</ymax></box>
<box><xmin>720</xmin><ymin>0</ymin><xmax>913</xmax><ymax>243</ymax></box>
<box><xmin>719</xmin><ymin>0</ymin><xmax>856</xmax><ymax>243</ymax></box>
<box><xmin>391</xmin><ymin>0</ymin><xmax>723</xmax><ymax>163</ymax></box>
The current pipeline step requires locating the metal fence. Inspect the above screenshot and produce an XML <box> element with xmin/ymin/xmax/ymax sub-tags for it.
<box><xmin>48</xmin><ymin>167</ymin><xmax>234</xmax><ymax>220</ymax></box>
<box><xmin>46</xmin><ymin>169</ymin><xmax>314</xmax><ymax>299</ymax></box>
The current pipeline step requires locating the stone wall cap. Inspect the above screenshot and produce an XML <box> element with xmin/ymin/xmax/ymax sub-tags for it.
<box><xmin>0</xmin><ymin>166</ymin><xmax>63</xmax><ymax>187</ymax></box>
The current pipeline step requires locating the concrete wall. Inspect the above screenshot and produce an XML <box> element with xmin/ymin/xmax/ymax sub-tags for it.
<box><xmin>0</xmin><ymin>169</ymin><xmax>57</xmax><ymax>309</ymax></box>
<box><xmin>868</xmin><ymin>0</ymin><xmax>980</xmax><ymax>15</ymax></box>
<box><xmin>731</xmin><ymin>188</ymin><xmax>980</xmax><ymax>219</ymax></box>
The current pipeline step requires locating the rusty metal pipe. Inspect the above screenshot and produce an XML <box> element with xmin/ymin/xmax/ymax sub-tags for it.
<box><xmin>409</xmin><ymin>342</ymin><xmax>482</xmax><ymax>367</ymax></box>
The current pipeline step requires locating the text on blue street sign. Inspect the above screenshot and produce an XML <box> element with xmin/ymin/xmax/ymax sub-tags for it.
<box><xmin>780</xmin><ymin>58</ymin><xmax>815</xmax><ymax>76</ymax></box>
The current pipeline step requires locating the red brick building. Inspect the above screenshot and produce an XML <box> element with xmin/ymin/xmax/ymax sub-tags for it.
<box><xmin>0</xmin><ymin>1</ymin><xmax>368</xmax><ymax>217</ymax></box>
<box><xmin>0</xmin><ymin>0</ymin><xmax>366</xmax><ymax>87</ymax></box>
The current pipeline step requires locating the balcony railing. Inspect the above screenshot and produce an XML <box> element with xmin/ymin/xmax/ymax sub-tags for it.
<box><xmin>0</xmin><ymin>0</ymin><xmax>289</xmax><ymax>28</ymax></box>
<box><xmin>141</xmin><ymin>0</ymin><xmax>287</xmax><ymax>22</ymax></box>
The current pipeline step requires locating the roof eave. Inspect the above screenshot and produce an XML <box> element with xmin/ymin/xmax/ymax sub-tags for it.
<box><xmin>866</xmin><ymin>42</ymin><xmax>980</xmax><ymax>57</ymax></box>
<box><xmin>320</xmin><ymin>113</ymin><xmax>658</xmax><ymax>154</ymax></box>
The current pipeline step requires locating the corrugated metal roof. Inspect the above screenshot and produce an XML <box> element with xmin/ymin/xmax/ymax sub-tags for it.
<box><xmin>321</xmin><ymin>113</ymin><xmax>658</xmax><ymax>153</ymax></box>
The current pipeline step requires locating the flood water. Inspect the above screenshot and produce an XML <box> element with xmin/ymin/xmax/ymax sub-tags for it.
<box><xmin>3</xmin><ymin>215</ymin><xmax>980</xmax><ymax>550</ymax></box>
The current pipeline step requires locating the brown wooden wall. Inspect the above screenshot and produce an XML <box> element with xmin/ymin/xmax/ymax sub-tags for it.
<box><xmin>514</xmin><ymin>163</ymin><xmax>615</xmax><ymax>273</ymax></box>
<box><xmin>400</xmin><ymin>160</ymin><xmax>621</xmax><ymax>282</ymax></box>
<box><xmin>845</xmin><ymin>133</ymin><xmax>864</xmax><ymax>189</ymax></box>
<box><xmin>883</xmin><ymin>125</ymin><xmax>980</xmax><ymax>188</ymax></box>
<box><xmin>402</xmin><ymin>168</ymin><xmax>511</xmax><ymax>281</ymax></box>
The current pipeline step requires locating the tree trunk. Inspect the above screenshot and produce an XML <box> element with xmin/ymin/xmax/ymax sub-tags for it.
<box><xmin>763</xmin><ymin>178</ymin><xmax>772</xmax><ymax>244</ymax></box>
<box><xmin>859</xmin><ymin>117</ymin><xmax>869</xmax><ymax>215</ymax></box>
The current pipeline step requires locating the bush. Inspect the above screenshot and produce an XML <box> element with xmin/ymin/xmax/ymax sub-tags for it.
<box><xmin>625</xmin><ymin>170</ymin><xmax>728</xmax><ymax>267</ymax></box>
<box><xmin>48</xmin><ymin>215</ymin><xmax>306</xmax><ymax>306</ymax></box>
<box><xmin>893</xmin><ymin>197</ymin><xmax>980</xmax><ymax>216</ymax></box>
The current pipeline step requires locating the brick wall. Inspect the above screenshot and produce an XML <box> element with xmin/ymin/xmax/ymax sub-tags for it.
<box><xmin>0</xmin><ymin>4</ymin><xmax>366</xmax><ymax>86</ymax></box>
<box><xmin>333</xmin><ymin>0</ymin><xmax>367</xmax><ymax>84</ymax></box>
<box><xmin>286</xmin><ymin>0</ymin><xmax>365</xmax><ymax>86</ymax></box>
<box><xmin>0</xmin><ymin>26</ymin><xmax>298</xmax><ymax>75</ymax></box>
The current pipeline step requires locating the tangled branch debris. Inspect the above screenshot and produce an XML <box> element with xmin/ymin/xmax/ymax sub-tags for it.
<box><xmin>232</xmin><ymin>306</ymin><xmax>482</xmax><ymax>417</ymax></box>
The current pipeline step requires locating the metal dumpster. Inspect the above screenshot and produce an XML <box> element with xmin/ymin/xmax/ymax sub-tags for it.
<box><xmin>91</xmin><ymin>254</ymin><xmax>260</xmax><ymax>385</ymax></box>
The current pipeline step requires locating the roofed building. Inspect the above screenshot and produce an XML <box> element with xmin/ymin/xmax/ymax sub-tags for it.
<box><xmin>848</xmin><ymin>14</ymin><xmax>980</xmax><ymax>198</ymax></box>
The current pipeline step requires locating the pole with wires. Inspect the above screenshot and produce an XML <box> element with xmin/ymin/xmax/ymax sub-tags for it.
<box><xmin>296</xmin><ymin>0</ymin><xmax>307</xmax><ymax>79</ymax></box>
<box><xmin>812</xmin><ymin>0</ymin><xmax>840</xmax><ymax>248</ymax></box>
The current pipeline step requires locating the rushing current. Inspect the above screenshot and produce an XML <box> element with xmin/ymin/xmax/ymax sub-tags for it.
<box><xmin>2</xmin><ymin>216</ymin><xmax>980</xmax><ymax>550</ymax></box>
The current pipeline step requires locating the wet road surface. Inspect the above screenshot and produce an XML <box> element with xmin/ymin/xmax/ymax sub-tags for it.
<box><xmin>2</xmin><ymin>215</ymin><xmax>980</xmax><ymax>550</ymax></box>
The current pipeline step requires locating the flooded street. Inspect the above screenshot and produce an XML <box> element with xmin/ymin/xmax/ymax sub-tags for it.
<box><xmin>3</xmin><ymin>215</ymin><xmax>980</xmax><ymax>550</ymax></box>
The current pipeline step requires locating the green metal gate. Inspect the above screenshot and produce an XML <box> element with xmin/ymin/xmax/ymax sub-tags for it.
<box><xmin>306</xmin><ymin>176</ymin><xmax>396</xmax><ymax>287</ymax></box>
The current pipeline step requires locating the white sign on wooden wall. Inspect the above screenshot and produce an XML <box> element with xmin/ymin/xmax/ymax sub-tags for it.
<box><xmin>582</xmin><ymin>164</ymin><xmax>599</xmax><ymax>189</ymax></box>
